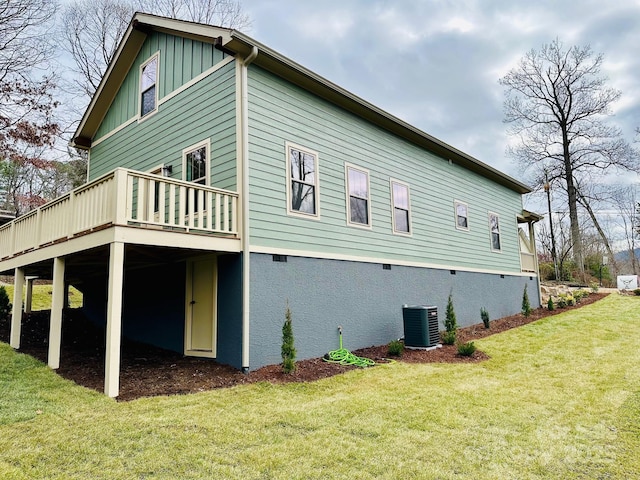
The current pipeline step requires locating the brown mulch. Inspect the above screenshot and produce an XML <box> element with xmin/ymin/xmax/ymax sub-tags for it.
<box><xmin>0</xmin><ymin>293</ymin><xmax>608</xmax><ymax>401</ymax></box>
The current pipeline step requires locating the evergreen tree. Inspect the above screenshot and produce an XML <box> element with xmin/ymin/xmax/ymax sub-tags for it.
<box><xmin>522</xmin><ymin>284</ymin><xmax>532</xmax><ymax>317</ymax></box>
<box><xmin>281</xmin><ymin>302</ymin><xmax>296</xmax><ymax>374</ymax></box>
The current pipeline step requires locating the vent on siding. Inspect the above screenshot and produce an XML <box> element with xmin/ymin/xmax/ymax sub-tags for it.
<box><xmin>382</xmin><ymin>264</ymin><xmax>391</xmax><ymax>270</ymax></box>
<box><xmin>272</xmin><ymin>254</ymin><xmax>287</xmax><ymax>262</ymax></box>
<box><xmin>450</xmin><ymin>270</ymin><xmax>456</xmax><ymax>275</ymax></box>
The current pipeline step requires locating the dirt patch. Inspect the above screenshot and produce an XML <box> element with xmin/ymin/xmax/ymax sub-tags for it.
<box><xmin>0</xmin><ymin>293</ymin><xmax>607</xmax><ymax>401</ymax></box>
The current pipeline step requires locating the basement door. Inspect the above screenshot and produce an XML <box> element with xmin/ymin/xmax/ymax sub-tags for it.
<box><xmin>185</xmin><ymin>257</ymin><xmax>217</xmax><ymax>358</ymax></box>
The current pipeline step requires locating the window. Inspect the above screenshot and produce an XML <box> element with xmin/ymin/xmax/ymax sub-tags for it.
<box><xmin>287</xmin><ymin>143</ymin><xmax>319</xmax><ymax>217</ymax></box>
<box><xmin>454</xmin><ymin>201</ymin><xmax>469</xmax><ymax>230</ymax></box>
<box><xmin>140</xmin><ymin>54</ymin><xmax>158</xmax><ymax>118</ymax></box>
<box><xmin>345</xmin><ymin>164</ymin><xmax>371</xmax><ymax>227</ymax></box>
<box><xmin>489</xmin><ymin>212</ymin><xmax>501</xmax><ymax>251</ymax></box>
<box><xmin>183</xmin><ymin>140</ymin><xmax>210</xmax><ymax>212</ymax></box>
<box><xmin>391</xmin><ymin>179</ymin><xmax>411</xmax><ymax>234</ymax></box>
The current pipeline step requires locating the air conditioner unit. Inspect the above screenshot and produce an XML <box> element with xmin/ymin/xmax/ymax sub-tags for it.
<box><xmin>402</xmin><ymin>305</ymin><xmax>439</xmax><ymax>348</ymax></box>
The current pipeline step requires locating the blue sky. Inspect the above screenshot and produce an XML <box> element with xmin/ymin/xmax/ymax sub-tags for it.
<box><xmin>239</xmin><ymin>0</ymin><xmax>640</xmax><ymax>192</ymax></box>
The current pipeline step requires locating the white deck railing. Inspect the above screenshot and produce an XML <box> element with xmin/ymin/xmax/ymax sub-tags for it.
<box><xmin>0</xmin><ymin>168</ymin><xmax>239</xmax><ymax>259</ymax></box>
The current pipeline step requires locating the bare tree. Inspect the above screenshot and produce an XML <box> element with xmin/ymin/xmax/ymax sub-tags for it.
<box><xmin>500</xmin><ymin>39</ymin><xmax>639</xmax><ymax>275</ymax></box>
<box><xmin>61</xmin><ymin>0</ymin><xmax>133</xmax><ymax>98</ymax></box>
<box><xmin>61</xmin><ymin>0</ymin><xmax>250</xmax><ymax>100</ymax></box>
<box><xmin>0</xmin><ymin>0</ymin><xmax>60</xmax><ymax>216</ymax></box>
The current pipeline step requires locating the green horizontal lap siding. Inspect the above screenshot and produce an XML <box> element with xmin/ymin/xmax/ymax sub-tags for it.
<box><xmin>90</xmin><ymin>60</ymin><xmax>237</xmax><ymax>191</ymax></box>
<box><xmin>96</xmin><ymin>32</ymin><xmax>227</xmax><ymax>139</ymax></box>
<box><xmin>247</xmin><ymin>66</ymin><xmax>523</xmax><ymax>273</ymax></box>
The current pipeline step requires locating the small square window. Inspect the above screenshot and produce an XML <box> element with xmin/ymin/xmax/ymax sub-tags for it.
<box><xmin>454</xmin><ymin>201</ymin><xmax>469</xmax><ymax>230</ymax></box>
<box><xmin>286</xmin><ymin>143</ymin><xmax>319</xmax><ymax>218</ymax></box>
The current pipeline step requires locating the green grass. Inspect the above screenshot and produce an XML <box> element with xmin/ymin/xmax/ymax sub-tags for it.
<box><xmin>2</xmin><ymin>284</ymin><xmax>83</xmax><ymax>311</ymax></box>
<box><xmin>1</xmin><ymin>294</ymin><xmax>639</xmax><ymax>479</ymax></box>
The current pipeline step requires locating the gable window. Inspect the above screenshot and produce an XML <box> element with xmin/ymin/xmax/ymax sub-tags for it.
<box><xmin>489</xmin><ymin>212</ymin><xmax>501</xmax><ymax>251</ymax></box>
<box><xmin>183</xmin><ymin>140</ymin><xmax>210</xmax><ymax>212</ymax></box>
<box><xmin>391</xmin><ymin>179</ymin><xmax>411</xmax><ymax>234</ymax></box>
<box><xmin>455</xmin><ymin>201</ymin><xmax>469</xmax><ymax>230</ymax></box>
<box><xmin>140</xmin><ymin>54</ymin><xmax>158</xmax><ymax>118</ymax></box>
<box><xmin>287</xmin><ymin>143</ymin><xmax>319</xmax><ymax>217</ymax></box>
<box><xmin>346</xmin><ymin>164</ymin><xmax>371</xmax><ymax>227</ymax></box>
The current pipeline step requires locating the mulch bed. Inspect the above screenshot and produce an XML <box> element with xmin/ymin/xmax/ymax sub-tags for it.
<box><xmin>0</xmin><ymin>293</ymin><xmax>608</xmax><ymax>401</ymax></box>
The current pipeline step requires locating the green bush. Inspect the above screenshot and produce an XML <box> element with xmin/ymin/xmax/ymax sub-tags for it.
<box><xmin>480</xmin><ymin>307</ymin><xmax>490</xmax><ymax>329</ymax></box>
<box><xmin>457</xmin><ymin>341</ymin><xmax>476</xmax><ymax>356</ymax></box>
<box><xmin>441</xmin><ymin>330</ymin><xmax>456</xmax><ymax>345</ymax></box>
<box><xmin>557</xmin><ymin>296</ymin><xmax>567</xmax><ymax>308</ymax></box>
<box><xmin>634</xmin><ymin>289</ymin><xmax>640</xmax><ymax>296</ymax></box>
<box><xmin>590</xmin><ymin>282</ymin><xmax>599</xmax><ymax>293</ymax></box>
<box><xmin>281</xmin><ymin>302</ymin><xmax>296</xmax><ymax>374</ymax></box>
<box><xmin>444</xmin><ymin>292</ymin><xmax>457</xmax><ymax>333</ymax></box>
<box><xmin>0</xmin><ymin>286</ymin><xmax>11</xmax><ymax>320</ymax></box>
<box><xmin>388</xmin><ymin>339</ymin><xmax>404</xmax><ymax>356</ymax></box>
<box><xmin>547</xmin><ymin>297</ymin><xmax>555</xmax><ymax>311</ymax></box>
<box><xmin>522</xmin><ymin>284</ymin><xmax>531</xmax><ymax>317</ymax></box>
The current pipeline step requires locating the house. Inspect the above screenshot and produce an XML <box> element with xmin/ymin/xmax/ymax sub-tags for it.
<box><xmin>0</xmin><ymin>13</ymin><xmax>541</xmax><ymax>397</ymax></box>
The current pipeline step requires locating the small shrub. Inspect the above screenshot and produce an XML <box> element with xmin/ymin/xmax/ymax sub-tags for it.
<box><xmin>557</xmin><ymin>296</ymin><xmax>567</xmax><ymax>308</ymax></box>
<box><xmin>480</xmin><ymin>307</ymin><xmax>490</xmax><ymax>329</ymax></box>
<box><xmin>457</xmin><ymin>341</ymin><xmax>476</xmax><ymax>356</ymax></box>
<box><xmin>444</xmin><ymin>292</ymin><xmax>457</xmax><ymax>333</ymax></box>
<box><xmin>573</xmin><ymin>289</ymin><xmax>588</xmax><ymax>301</ymax></box>
<box><xmin>522</xmin><ymin>284</ymin><xmax>531</xmax><ymax>317</ymax></box>
<box><xmin>0</xmin><ymin>286</ymin><xmax>11</xmax><ymax>320</ymax></box>
<box><xmin>634</xmin><ymin>289</ymin><xmax>640</xmax><ymax>296</ymax></box>
<box><xmin>547</xmin><ymin>297</ymin><xmax>555</xmax><ymax>311</ymax></box>
<box><xmin>590</xmin><ymin>282</ymin><xmax>599</xmax><ymax>293</ymax></box>
<box><xmin>281</xmin><ymin>302</ymin><xmax>296</xmax><ymax>374</ymax></box>
<box><xmin>566</xmin><ymin>294</ymin><xmax>575</xmax><ymax>306</ymax></box>
<box><xmin>388</xmin><ymin>339</ymin><xmax>404</xmax><ymax>356</ymax></box>
<box><xmin>441</xmin><ymin>330</ymin><xmax>456</xmax><ymax>345</ymax></box>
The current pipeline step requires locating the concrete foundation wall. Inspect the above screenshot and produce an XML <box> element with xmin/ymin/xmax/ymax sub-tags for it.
<box><xmin>249</xmin><ymin>252</ymin><xmax>540</xmax><ymax>369</ymax></box>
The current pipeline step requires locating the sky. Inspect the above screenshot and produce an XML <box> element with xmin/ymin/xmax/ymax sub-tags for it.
<box><xmin>239</xmin><ymin>0</ymin><xmax>640</xmax><ymax>205</ymax></box>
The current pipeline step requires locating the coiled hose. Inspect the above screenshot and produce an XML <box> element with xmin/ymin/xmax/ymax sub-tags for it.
<box><xmin>323</xmin><ymin>327</ymin><xmax>375</xmax><ymax>367</ymax></box>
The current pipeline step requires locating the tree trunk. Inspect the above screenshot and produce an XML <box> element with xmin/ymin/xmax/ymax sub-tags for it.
<box><xmin>576</xmin><ymin>190</ymin><xmax>618</xmax><ymax>275</ymax></box>
<box><xmin>561</xmin><ymin>126</ymin><xmax>584</xmax><ymax>275</ymax></box>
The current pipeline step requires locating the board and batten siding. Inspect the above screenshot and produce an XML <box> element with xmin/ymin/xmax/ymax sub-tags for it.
<box><xmin>89</xmin><ymin>54</ymin><xmax>237</xmax><ymax>192</ymax></box>
<box><xmin>247</xmin><ymin>65</ymin><xmax>524</xmax><ymax>273</ymax></box>
<box><xmin>96</xmin><ymin>32</ymin><xmax>229</xmax><ymax>139</ymax></box>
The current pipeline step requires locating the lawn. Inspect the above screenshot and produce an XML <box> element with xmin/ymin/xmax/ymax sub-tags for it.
<box><xmin>1</xmin><ymin>284</ymin><xmax>83</xmax><ymax>311</ymax></box>
<box><xmin>0</xmin><ymin>294</ymin><xmax>639</xmax><ymax>479</ymax></box>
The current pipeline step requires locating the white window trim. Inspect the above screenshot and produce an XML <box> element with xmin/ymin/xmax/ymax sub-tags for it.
<box><xmin>488</xmin><ymin>211</ymin><xmax>502</xmax><ymax>252</ymax></box>
<box><xmin>345</xmin><ymin>163</ymin><xmax>372</xmax><ymax>229</ymax></box>
<box><xmin>454</xmin><ymin>200</ymin><xmax>469</xmax><ymax>231</ymax></box>
<box><xmin>182</xmin><ymin>139</ymin><xmax>211</xmax><ymax>185</ymax></box>
<box><xmin>390</xmin><ymin>178</ymin><xmax>411</xmax><ymax>236</ymax></box>
<box><xmin>138</xmin><ymin>52</ymin><xmax>160</xmax><ymax>122</ymax></box>
<box><xmin>285</xmin><ymin>142</ymin><xmax>320</xmax><ymax>219</ymax></box>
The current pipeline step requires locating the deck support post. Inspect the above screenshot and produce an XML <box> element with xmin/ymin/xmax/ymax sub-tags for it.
<box><xmin>9</xmin><ymin>267</ymin><xmax>25</xmax><ymax>349</ymax></box>
<box><xmin>25</xmin><ymin>277</ymin><xmax>35</xmax><ymax>314</ymax></box>
<box><xmin>48</xmin><ymin>257</ymin><xmax>66</xmax><ymax>369</ymax></box>
<box><xmin>105</xmin><ymin>242</ymin><xmax>125</xmax><ymax>398</ymax></box>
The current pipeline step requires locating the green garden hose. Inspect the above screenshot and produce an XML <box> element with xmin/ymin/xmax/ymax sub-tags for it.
<box><xmin>323</xmin><ymin>327</ymin><xmax>375</xmax><ymax>368</ymax></box>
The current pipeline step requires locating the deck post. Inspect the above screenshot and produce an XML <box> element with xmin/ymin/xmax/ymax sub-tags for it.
<box><xmin>25</xmin><ymin>277</ymin><xmax>35</xmax><ymax>314</ymax></box>
<box><xmin>48</xmin><ymin>257</ymin><xmax>66</xmax><ymax>370</ymax></box>
<box><xmin>105</xmin><ymin>241</ymin><xmax>125</xmax><ymax>398</ymax></box>
<box><xmin>9</xmin><ymin>267</ymin><xmax>25</xmax><ymax>349</ymax></box>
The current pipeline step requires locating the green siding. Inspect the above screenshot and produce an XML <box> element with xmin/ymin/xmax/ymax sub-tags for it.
<box><xmin>247</xmin><ymin>66</ymin><xmax>524</xmax><ymax>273</ymax></box>
<box><xmin>96</xmin><ymin>32</ymin><xmax>227</xmax><ymax>139</ymax></box>
<box><xmin>90</xmin><ymin>59</ymin><xmax>237</xmax><ymax>192</ymax></box>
